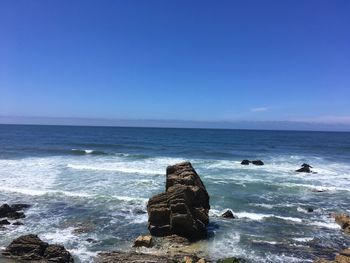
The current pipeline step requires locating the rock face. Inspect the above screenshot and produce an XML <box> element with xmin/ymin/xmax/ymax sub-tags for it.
<box><xmin>335</xmin><ymin>214</ymin><xmax>350</xmax><ymax>234</ymax></box>
<box><xmin>314</xmin><ymin>248</ymin><xmax>350</xmax><ymax>263</ymax></box>
<box><xmin>2</xmin><ymin>234</ymin><xmax>74</xmax><ymax>263</ymax></box>
<box><xmin>147</xmin><ymin>162</ymin><xmax>210</xmax><ymax>240</ymax></box>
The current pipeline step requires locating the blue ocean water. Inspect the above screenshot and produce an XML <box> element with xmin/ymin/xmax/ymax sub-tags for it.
<box><xmin>0</xmin><ymin>124</ymin><xmax>350</xmax><ymax>262</ymax></box>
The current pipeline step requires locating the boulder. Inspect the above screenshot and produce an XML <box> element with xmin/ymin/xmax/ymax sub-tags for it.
<box><xmin>133</xmin><ymin>235</ymin><xmax>153</xmax><ymax>248</ymax></box>
<box><xmin>221</xmin><ymin>210</ymin><xmax>236</xmax><ymax>219</ymax></box>
<box><xmin>0</xmin><ymin>204</ymin><xmax>27</xmax><ymax>219</ymax></box>
<box><xmin>335</xmin><ymin>214</ymin><xmax>350</xmax><ymax>234</ymax></box>
<box><xmin>44</xmin><ymin>244</ymin><xmax>74</xmax><ymax>263</ymax></box>
<box><xmin>241</xmin><ymin>160</ymin><xmax>250</xmax><ymax>165</ymax></box>
<box><xmin>147</xmin><ymin>162</ymin><xmax>210</xmax><ymax>240</ymax></box>
<box><xmin>2</xmin><ymin>234</ymin><xmax>73</xmax><ymax>262</ymax></box>
<box><xmin>252</xmin><ymin>160</ymin><xmax>264</xmax><ymax>166</ymax></box>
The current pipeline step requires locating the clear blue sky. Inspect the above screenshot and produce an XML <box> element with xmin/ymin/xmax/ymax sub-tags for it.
<box><xmin>1</xmin><ymin>0</ymin><xmax>350</xmax><ymax>128</ymax></box>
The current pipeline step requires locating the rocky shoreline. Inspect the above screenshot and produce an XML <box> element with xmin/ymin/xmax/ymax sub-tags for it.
<box><xmin>1</xmin><ymin>161</ymin><xmax>350</xmax><ymax>263</ymax></box>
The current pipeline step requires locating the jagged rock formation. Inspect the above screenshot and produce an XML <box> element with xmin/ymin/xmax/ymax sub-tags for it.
<box><xmin>2</xmin><ymin>234</ymin><xmax>74</xmax><ymax>263</ymax></box>
<box><xmin>147</xmin><ymin>162</ymin><xmax>210</xmax><ymax>240</ymax></box>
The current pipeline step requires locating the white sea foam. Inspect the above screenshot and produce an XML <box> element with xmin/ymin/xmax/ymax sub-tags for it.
<box><xmin>293</xmin><ymin>237</ymin><xmax>314</xmax><ymax>242</ymax></box>
<box><xmin>211</xmin><ymin>209</ymin><xmax>304</xmax><ymax>223</ymax></box>
<box><xmin>67</xmin><ymin>156</ymin><xmax>185</xmax><ymax>175</ymax></box>
<box><xmin>0</xmin><ymin>186</ymin><xmax>92</xmax><ymax>198</ymax></box>
<box><xmin>310</xmin><ymin>221</ymin><xmax>341</xmax><ymax>229</ymax></box>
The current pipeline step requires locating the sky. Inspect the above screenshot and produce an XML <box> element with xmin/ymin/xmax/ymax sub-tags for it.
<box><xmin>0</xmin><ymin>0</ymin><xmax>350</xmax><ymax>130</ymax></box>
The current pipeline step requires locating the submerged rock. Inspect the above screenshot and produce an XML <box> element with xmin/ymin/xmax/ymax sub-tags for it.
<box><xmin>334</xmin><ymin>213</ymin><xmax>350</xmax><ymax>234</ymax></box>
<box><xmin>147</xmin><ymin>162</ymin><xmax>210</xmax><ymax>240</ymax></box>
<box><xmin>133</xmin><ymin>235</ymin><xmax>153</xmax><ymax>248</ymax></box>
<box><xmin>240</xmin><ymin>160</ymin><xmax>250</xmax><ymax>165</ymax></box>
<box><xmin>251</xmin><ymin>160</ymin><xmax>264</xmax><ymax>166</ymax></box>
<box><xmin>2</xmin><ymin>234</ymin><xmax>74</xmax><ymax>262</ymax></box>
<box><xmin>221</xmin><ymin>210</ymin><xmax>236</xmax><ymax>219</ymax></box>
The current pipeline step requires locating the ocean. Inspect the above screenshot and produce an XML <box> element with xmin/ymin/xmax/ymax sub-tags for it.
<box><xmin>0</xmin><ymin>124</ymin><xmax>350</xmax><ymax>262</ymax></box>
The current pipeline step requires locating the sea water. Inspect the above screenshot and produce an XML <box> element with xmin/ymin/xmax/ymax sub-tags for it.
<box><xmin>0</xmin><ymin>124</ymin><xmax>350</xmax><ymax>262</ymax></box>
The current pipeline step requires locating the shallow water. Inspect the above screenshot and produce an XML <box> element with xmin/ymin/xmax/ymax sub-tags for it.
<box><xmin>0</xmin><ymin>125</ymin><xmax>350</xmax><ymax>262</ymax></box>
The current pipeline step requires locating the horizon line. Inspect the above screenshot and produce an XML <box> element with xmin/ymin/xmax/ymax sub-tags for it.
<box><xmin>1</xmin><ymin>115</ymin><xmax>350</xmax><ymax>132</ymax></box>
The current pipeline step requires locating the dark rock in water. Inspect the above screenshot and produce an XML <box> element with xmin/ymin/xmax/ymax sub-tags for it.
<box><xmin>0</xmin><ymin>219</ymin><xmax>11</xmax><ymax>225</ymax></box>
<box><xmin>147</xmin><ymin>162</ymin><xmax>210</xmax><ymax>240</ymax></box>
<box><xmin>221</xmin><ymin>210</ymin><xmax>236</xmax><ymax>219</ymax></box>
<box><xmin>217</xmin><ymin>257</ymin><xmax>247</xmax><ymax>263</ymax></box>
<box><xmin>44</xmin><ymin>244</ymin><xmax>73</xmax><ymax>263</ymax></box>
<box><xmin>311</xmin><ymin>189</ymin><xmax>326</xmax><ymax>193</ymax></box>
<box><xmin>307</xmin><ymin>208</ymin><xmax>314</xmax><ymax>213</ymax></box>
<box><xmin>334</xmin><ymin>213</ymin><xmax>350</xmax><ymax>234</ymax></box>
<box><xmin>86</xmin><ymin>238</ymin><xmax>98</xmax><ymax>243</ymax></box>
<box><xmin>12</xmin><ymin>221</ymin><xmax>24</xmax><ymax>226</ymax></box>
<box><xmin>252</xmin><ymin>160</ymin><xmax>264</xmax><ymax>166</ymax></box>
<box><xmin>97</xmin><ymin>251</ymin><xmax>203</xmax><ymax>263</ymax></box>
<box><xmin>241</xmin><ymin>160</ymin><xmax>250</xmax><ymax>165</ymax></box>
<box><xmin>133</xmin><ymin>235</ymin><xmax>153</xmax><ymax>248</ymax></box>
<box><xmin>73</xmin><ymin>221</ymin><xmax>95</xmax><ymax>234</ymax></box>
<box><xmin>2</xmin><ymin>234</ymin><xmax>74</xmax><ymax>262</ymax></box>
<box><xmin>0</xmin><ymin>204</ymin><xmax>26</xmax><ymax>219</ymax></box>
<box><xmin>301</xmin><ymin>163</ymin><xmax>313</xmax><ymax>168</ymax></box>
<box><xmin>296</xmin><ymin>166</ymin><xmax>312</xmax><ymax>173</ymax></box>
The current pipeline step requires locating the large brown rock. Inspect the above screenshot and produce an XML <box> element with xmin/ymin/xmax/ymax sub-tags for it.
<box><xmin>147</xmin><ymin>162</ymin><xmax>210</xmax><ymax>240</ymax></box>
<box><xmin>2</xmin><ymin>234</ymin><xmax>74</xmax><ymax>262</ymax></box>
<box><xmin>314</xmin><ymin>248</ymin><xmax>350</xmax><ymax>263</ymax></box>
<box><xmin>334</xmin><ymin>214</ymin><xmax>350</xmax><ymax>234</ymax></box>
